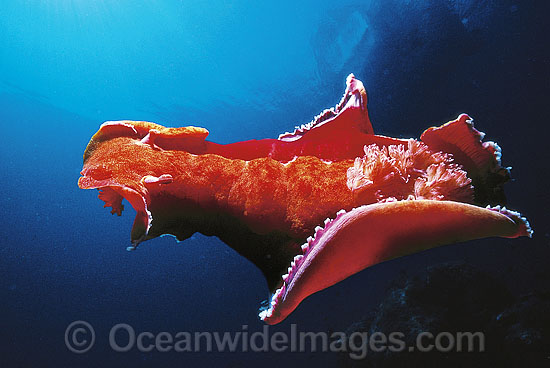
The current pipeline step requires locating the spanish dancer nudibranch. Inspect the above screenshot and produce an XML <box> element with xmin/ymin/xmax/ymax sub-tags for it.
<box><xmin>78</xmin><ymin>74</ymin><xmax>532</xmax><ymax>325</ymax></box>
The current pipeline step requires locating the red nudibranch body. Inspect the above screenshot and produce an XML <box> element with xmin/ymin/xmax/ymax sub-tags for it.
<box><xmin>78</xmin><ymin>74</ymin><xmax>532</xmax><ymax>325</ymax></box>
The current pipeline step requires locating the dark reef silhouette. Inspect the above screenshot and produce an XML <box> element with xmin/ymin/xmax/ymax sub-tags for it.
<box><xmin>339</xmin><ymin>263</ymin><xmax>550</xmax><ymax>367</ymax></box>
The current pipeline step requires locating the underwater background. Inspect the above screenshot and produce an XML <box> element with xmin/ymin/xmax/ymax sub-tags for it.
<box><xmin>1</xmin><ymin>0</ymin><xmax>549</xmax><ymax>367</ymax></box>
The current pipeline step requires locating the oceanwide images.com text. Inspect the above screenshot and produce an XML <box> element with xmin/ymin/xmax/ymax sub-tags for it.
<box><xmin>65</xmin><ymin>321</ymin><xmax>485</xmax><ymax>359</ymax></box>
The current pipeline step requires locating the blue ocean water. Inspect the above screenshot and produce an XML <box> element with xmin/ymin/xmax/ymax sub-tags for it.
<box><xmin>1</xmin><ymin>1</ymin><xmax>548</xmax><ymax>367</ymax></box>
